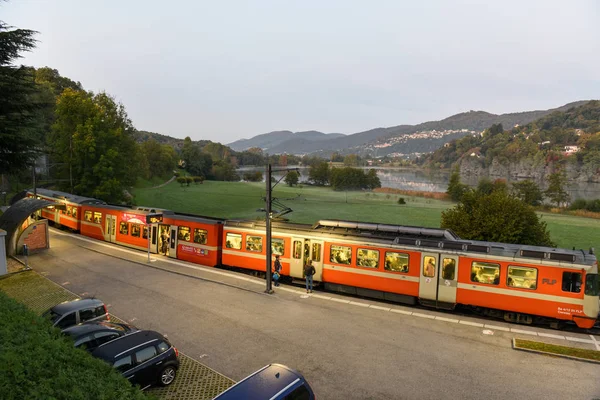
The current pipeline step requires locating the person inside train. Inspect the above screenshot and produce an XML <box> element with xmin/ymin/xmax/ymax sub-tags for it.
<box><xmin>471</xmin><ymin>267</ymin><xmax>481</xmax><ymax>282</ymax></box>
<box><xmin>493</xmin><ymin>270</ymin><xmax>500</xmax><ymax>285</ymax></box>
<box><xmin>424</xmin><ymin>258</ymin><xmax>435</xmax><ymax>277</ymax></box>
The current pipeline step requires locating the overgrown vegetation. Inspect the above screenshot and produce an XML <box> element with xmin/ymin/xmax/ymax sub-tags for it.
<box><xmin>0</xmin><ymin>290</ymin><xmax>149</xmax><ymax>400</ymax></box>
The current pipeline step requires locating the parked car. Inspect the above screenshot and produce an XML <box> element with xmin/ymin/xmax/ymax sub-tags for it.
<box><xmin>213</xmin><ymin>363</ymin><xmax>315</xmax><ymax>400</ymax></box>
<box><xmin>42</xmin><ymin>298</ymin><xmax>109</xmax><ymax>329</ymax></box>
<box><xmin>91</xmin><ymin>330</ymin><xmax>179</xmax><ymax>389</ymax></box>
<box><xmin>62</xmin><ymin>321</ymin><xmax>139</xmax><ymax>352</ymax></box>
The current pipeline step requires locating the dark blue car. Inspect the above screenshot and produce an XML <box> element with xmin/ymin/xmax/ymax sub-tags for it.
<box><xmin>213</xmin><ymin>363</ymin><xmax>315</xmax><ymax>400</ymax></box>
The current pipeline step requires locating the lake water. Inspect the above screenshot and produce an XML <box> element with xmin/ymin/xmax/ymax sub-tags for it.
<box><xmin>239</xmin><ymin>166</ymin><xmax>600</xmax><ymax>201</ymax></box>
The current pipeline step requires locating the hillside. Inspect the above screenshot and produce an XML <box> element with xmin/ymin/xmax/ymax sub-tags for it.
<box><xmin>421</xmin><ymin>100</ymin><xmax>600</xmax><ymax>182</ymax></box>
<box><xmin>226</xmin><ymin>101</ymin><xmax>589</xmax><ymax>157</ymax></box>
<box><xmin>134</xmin><ymin>130</ymin><xmax>211</xmax><ymax>151</ymax></box>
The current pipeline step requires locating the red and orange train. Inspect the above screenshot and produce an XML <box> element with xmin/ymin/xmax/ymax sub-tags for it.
<box><xmin>28</xmin><ymin>188</ymin><xmax>599</xmax><ymax>329</ymax></box>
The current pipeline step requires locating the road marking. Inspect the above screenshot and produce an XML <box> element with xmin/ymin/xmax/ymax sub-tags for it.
<box><xmin>565</xmin><ymin>336</ymin><xmax>594</xmax><ymax>344</ymax></box>
<box><xmin>413</xmin><ymin>312</ymin><xmax>436</xmax><ymax>319</ymax></box>
<box><xmin>369</xmin><ymin>305</ymin><xmax>391</xmax><ymax>312</ymax></box>
<box><xmin>537</xmin><ymin>333</ymin><xmax>565</xmax><ymax>340</ymax></box>
<box><xmin>49</xmin><ymin>229</ymin><xmax>599</xmax><ymax>347</ymax></box>
<box><xmin>459</xmin><ymin>321</ymin><xmax>484</xmax><ymax>327</ymax></box>
<box><xmin>390</xmin><ymin>309</ymin><xmax>412</xmax><ymax>315</ymax></box>
<box><xmin>312</xmin><ymin>294</ymin><xmax>332</xmax><ymax>300</ymax></box>
<box><xmin>511</xmin><ymin>328</ymin><xmax>538</xmax><ymax>336</ymax></box>
<box><xmin>435</xmin><ymin>316</ymin><xmax>459</xmax><ymax>323</ymax></box>
<box><xmin>589</xmin><ymin>335</ymin><xmax>600</xmax><ymax>350</ymax></box>
<box><xmin>484</xmin><ymin>324</ymin><xmax>510</xmax><ymax>332</ymax></box>
<box><xmin>329</xmin><ymin>298</ymin><xmax>350</xmax><ymax>304</ymax></box>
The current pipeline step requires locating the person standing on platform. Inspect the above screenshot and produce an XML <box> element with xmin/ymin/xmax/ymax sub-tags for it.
<box><xmin>304</xmin><ymin>259</ymin><xmax>316</xmax><ymax>293</ymax></box>
<box><xmin>273</xmin><ymin>255</ymin><xmax>282</xmax><ymax>287</ymax></box>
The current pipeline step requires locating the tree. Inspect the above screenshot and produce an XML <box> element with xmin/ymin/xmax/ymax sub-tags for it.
<box><xmin>488</xmin><ymin>123</ymin><xmax>504</xmax><ymax>136</ymax></box>
<box><xmin>441</xmin><ymin>190</ymin><xmax>555</xmax><ymax>246</ymax></box>
<box><xmin>0</xmin><ymin>20</ymin><xmax>41</xmax><ymax>174</ymax></box>
<box><xmin>364</xmin><ymin>169</ymin><xmax>381</xmax><ymax>189</ymax></box>
<box><xmin>181</xmin><ymin>137</ymin><xmax>212</xmax><ymax>177</ymax></box>
<box><xmin>284</xmin><ymin>171</ymin><xmax>299</xmax><ymax>186</ymax></box>
<box><xmin>343</xmin><ymin>154</ymin><xmax>359</xmax><ymax>167</ymax></box>
<box><xmin>49</xmin><ymin>89</ymin><xmax>138</xmax><ymax>202</ymax></box>
<box><xmin>512</xmin><ymin>180</ymin><xmax>543</xmax><ymax>206</ymax></box>
<box><xmin>141</xmin><ymin>139</ymin><xmax>177</xmax><ymax>179</ymax></box>
<box><xmin>446</xmin><ymin>168</ymin><xmax>469</xmax><ymax>201</ymax></box>
<box><xmin>544</xmin><ymin>170</ymin><xmax>570</xmax><ymax>207</ymax></box>
<box><xmin>309</xmin><ymin>162</ymin><xmax>330</xmax><ymax>185</ymax></box>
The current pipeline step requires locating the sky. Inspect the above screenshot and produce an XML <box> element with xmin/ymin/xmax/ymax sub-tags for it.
<box><xmin>3</xmin><ymin>0</ymin><xmax>600</xmax><ymax>144</ymax></box>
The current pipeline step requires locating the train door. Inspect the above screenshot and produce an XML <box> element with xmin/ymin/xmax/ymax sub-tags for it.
<box><xmin>308</xmin><ymin>239</ymin><xmax>323</xmax><ymax>281</ymax></box>
<box><xmin>290</xmin><ymin>237</ymin><xmax>304</xmax><ymax>278</ymax></box>
<box><xmin>168</xmin><ymin>225</ymin><xmax>177</xmax><ymax>258</ymax></box>
<box><xmin>289</xmin><ymin>237</ymin><xmax>323</xmax><ymax>281</ymax></box>
<box><xmin>418</xmin><ymin>252</ymin><xmax>458</xmax><ymax>309</ymax></box>
<box><xmin>105</xmin><ymin>215</ymin><xmax>116</xmax><ymax>243</ymax></box>
<box><xmin>158</xmin><ymin>224</ymin><xmax>170</xmax><ymax>256</ymax></box>
<box><xmin>150</xmin><ymin>224</ymin><xmax>158</xmax><ymax>254</ymax></box>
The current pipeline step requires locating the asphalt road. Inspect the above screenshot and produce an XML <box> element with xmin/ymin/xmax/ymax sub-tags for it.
<box><xmin>30</xmin><ymin>232</ymin><xmax>600</xmax><ymax>400</ymax></box>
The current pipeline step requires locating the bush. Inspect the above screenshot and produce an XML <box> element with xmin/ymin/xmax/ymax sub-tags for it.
<box><xmin>185</xmin><ymin>176</ymin><xmax>194</xmax><ymax>186</ymax></box>
<box><xmin>176</xmin><ymin>176</ymin><xmax>187</xmax><ymax>187</ymax></box>
<box><xmin>397</xmin><ymin>197</ymin><xmax>406</xmax><ymax>205</ymax></box>
<box><xmin>242</xmin><ymin>171</ymin><xmax>263</xmax><ymax>182</ymax></box>
<box><xmin>193</xmin><ymin>176</ymin><xmax>205</xmax><ymax>184</ymax></box>
<box><xmin>0</xmin><ymin>292</ymin><xmax>148</xmax><ymax>400</ymax></box>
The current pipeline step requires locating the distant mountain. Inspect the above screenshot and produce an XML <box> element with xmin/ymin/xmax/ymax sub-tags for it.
<box><xmin>228</xmin><ymin>130</ymin><xmax>344</xmax><ymax>152</ymax></box>
<box><xmin>227</xmin><ymin>101</ymin><xmax>590</xmax><ymax>157</ymax></box>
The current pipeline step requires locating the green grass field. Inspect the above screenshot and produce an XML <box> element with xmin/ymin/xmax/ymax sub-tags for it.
<box><xmin>132</xmin><ymin>180</ymin><xmax>600</xmax><ymax>251</ymax></box>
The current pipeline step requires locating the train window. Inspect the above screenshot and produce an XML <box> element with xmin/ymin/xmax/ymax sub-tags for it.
<box><xmin>119</xmin><ymin>222</ymin><xmax>129</xmax><ymax>235</ymax></box>
<box><xmin>357</xmin><ymin>248</ymin><xmax>379</xmax><ymax>268</ymax></box>
<box><xmin>72</xmin><ymin>207</ymin><xmax>77</xmax><ymax>218</ymax></box>
<box><xmin>311</xmin><ymin>243</ymin><xmax>321</xmax><ymax>262</ymax></box>
<box><xmin>193</xmin><ymin>229</ymin><xmax>208</xmax><ymax>245</ymax></box>
<box><xmin>384</xmin><ymin>252</ymin><xmax>409</xmax><ymax>273</ymax></box>
<box><xmin>66</xmin><ymin>207</ymin><xmax>72</xmax><ymax>216</ymax></box>
<box><xmin>178</xmin><ymin>226</ymin><xmax>191</xmax><ymax>242</ymax></box>
<box><xmin>585</xmin><ymin>274</ymin><xmax>599</xmax><ymax>296</ymax></box>
<box><xmin>507</xmin><ymin>266</ymin><xmax>537</xmax><ymax>289</ymax></box>
<box><xmin>226</xmin><ymin>233</ymin><xmax>242</xmax><ymax>250</ymax></box>
<box><xmin>423</xmin><ymin>256</ymin><xmax>436</xmax><ymax>277</ymax></box>
<box><xmin>93</xmin><ymin>212</ymin><xmax>102</xmax><ymax>224</ymax></box>
<box><xmin>293</xmin><ymin>241</ymin><xmax>302</xmax><ymax>259</ymax></box>
<box><xmin>84</xmin><ymin>211</ymin><xmax>93</xmax><ymax>222</ymax></box>
<box><xmin>562</xmin><ymin>272</ymin><xmax>582</xmax><ymax>293</ymax></box>
<box><xmin>142</xmin><ymin>226</ymin><xmax>148</xmax><ymax>240</ymax></box>
<box><xmin>442</xmin><ymin>258</ymin><xmax>456</xmax><ymax>280</ymax></box>
<box><xmin>471</xmin><ymin>262</ymin><xmax>500</xmax><ymax>285</ymax></box>
<box><xmin>330</xmin><ymin>245</ymin><xmax>351</xmax><ymax>265</ymax></box>
<box><xmin>272</xmin><ymin>238</ymin><xmax>285</xmax><ymax>256</ymax></box>
<box><xmin>131</xmin><ymin>224</ymin><xmax>141</xmax><ymax>238</ymax></box>
<box><xmin>246</xmin><ymin>236</ymin><xmax>263</xmax><ymax>252</ymax></box>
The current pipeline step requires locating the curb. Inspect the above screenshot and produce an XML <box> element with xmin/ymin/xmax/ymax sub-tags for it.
<box><xmin>512</xmin><ymin>338</ymin><xmax>600</xmax><ymax>365</ymax></box>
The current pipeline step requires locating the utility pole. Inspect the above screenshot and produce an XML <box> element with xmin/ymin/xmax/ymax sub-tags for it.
<box><xmin>32</xmin><ymin>161</ymin><xmax>37</xmax><ymax>197</ymax></box>
<box><xmin>263</xmin><ymin>156</ymin><xmax>299</xmax><ymax>294</ymax></box>
<box><xmin>265</xmin><ymin>162</ymin><xmax>273</xmax><ymax>294</ymax></box>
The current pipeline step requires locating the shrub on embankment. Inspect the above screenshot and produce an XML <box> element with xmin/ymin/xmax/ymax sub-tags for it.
<box><xmin>0</xmin><ymin>290</ymin><xmax>150</xmax><ymax>400</ymax></box>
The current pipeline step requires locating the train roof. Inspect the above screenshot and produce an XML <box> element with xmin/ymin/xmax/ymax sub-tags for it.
<box><xmin>225</xmin><ymin>218</ymin><xmax>597</xmax><ymax>266</ymax></box>
<box><xmin>29</xmin><ymin>188</ymin><xmax>105</xmax><ymax>205</ymax></box>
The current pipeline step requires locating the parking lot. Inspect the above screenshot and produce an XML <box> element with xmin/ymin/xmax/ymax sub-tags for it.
<box><xmin>2</xmin><ymin>229</ymin><xmax>600</xmax><ymax>400</ymax></box>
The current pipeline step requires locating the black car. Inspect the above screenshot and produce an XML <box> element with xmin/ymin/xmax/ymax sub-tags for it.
<box><xmin>91</xmin><ymin>330</ymin><xmax>179</xmax><ymax>389</ymax></box>
<box><xmin>62</xmin><ymin>321</ymin><xmax>139</xmax><ymax>352</ymax></box>
<box><xmin>42</xmin><ymin>298</ymin><xmax>109</xmax><ymax>329</ymax></box>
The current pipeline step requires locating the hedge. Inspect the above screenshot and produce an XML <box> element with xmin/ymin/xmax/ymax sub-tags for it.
<box><xmin>0</xmin><ymin>291</ymin><xmax>151</xmax><ymax>400</ymax></box>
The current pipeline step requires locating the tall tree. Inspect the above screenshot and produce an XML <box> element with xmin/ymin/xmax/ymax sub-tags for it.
<box><xmin>309</xmin><ymin>162</ymin><xmax>330</xmax><ymax>186</ymax></box>
<box><xmin>0</xmin><ymin>20</ymin><xmax>41</xmax><ymax>174</ymax></box>
<box><xmin>284</xmin><ymin>171</ymin><xmax>299</xmax><ymax>186</ymax></box>
<box><xmin>544</xmin><ymin>170</ymin><xmax>570</xmax><ymax>207</ymax></box>
<box><xmin>49</xmin><ymin>89</ymin><xmax>138</xmax><ymax>202</ymax></box>
<box><xmin>446</xmin><ymin>168</ymin><xmax>468</xmax><ymax>201</ymax></box>
<box><xmin>512</xmin><ymin>180</ymin><xmax>543</xmax><ymax>206</ymax></box>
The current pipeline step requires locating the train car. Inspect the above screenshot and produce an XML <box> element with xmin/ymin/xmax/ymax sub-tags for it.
<box><xmin>158</xmin><ymin>212</ymin><xmax>224</xmax><ymax>267</ymax></box>
<box><xmin>223</xmin><ymin>219</ymin><xmax>599</xmax><ymax>328</ymax></box>
<box><xmin>27</xmin><ymin>188</ymin><xmax>104</xmax><ymax>231</ymax></box>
